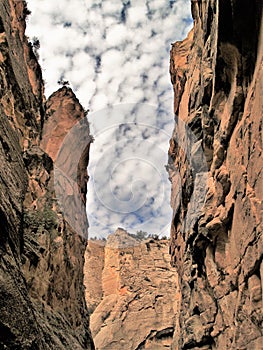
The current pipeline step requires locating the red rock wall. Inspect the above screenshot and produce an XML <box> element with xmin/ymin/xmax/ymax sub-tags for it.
<box><xmin>169</xmin><ymin>1</ymin><xmax>263</xmax><ymax>349</ymax></box>
<box><xmin>84</xmin><ymin>229</ymin><xmax>179</xmax><ymax>350</ymax></box>
<box><xmin>0</xmin><ymin>1</ymin><xmax>94</xmax><ymax>348</ymax></box>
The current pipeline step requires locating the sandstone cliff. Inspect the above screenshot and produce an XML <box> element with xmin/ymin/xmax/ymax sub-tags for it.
<box><xmin>84</xmin><ymin>228</ymin><xmax>179</xmax><ymax>350</ymax></box>
<box><xmin>0</xmin><ymin>1</ymin><xmax>94</xmax><ymax>348</ymax></box>
<box><xmin>169</xmin><ymin>1</ymin><xmax>263</xmax><ymax>349</ymax></box>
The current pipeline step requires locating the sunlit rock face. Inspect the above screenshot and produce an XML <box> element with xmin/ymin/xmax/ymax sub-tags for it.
<box><xmin>84</xmin><ymin>228</ymin><xmax>179</xmax><ymax>350</ymax></box>
<box><xmin>168</xmin><ymin>0</ymin><xmax>263</xmax><ymax>349</ymax></box>
<box><xmin>0</xmin><ymin>1</ymin><xmax>94</xmax><ymax>348</ymax></box>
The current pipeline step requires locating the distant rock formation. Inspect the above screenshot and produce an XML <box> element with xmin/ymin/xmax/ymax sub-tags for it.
<box><xmin>0</xmin><ymin>1</ymin><xmax>94</xmax><ymax>348</ymax></box>
<box><xmin>84</xmin><ymin>228</ymin><xmax>179</xmax><ymax>349</ymax></box>
<box><xmin>168</xmin><ymin>0</ymin><xmax>263</xmax><ymax>349</ymax></box>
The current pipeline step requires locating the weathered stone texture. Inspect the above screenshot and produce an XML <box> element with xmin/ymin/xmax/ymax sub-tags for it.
<box><xmin>169</xmin><ymin>1</ymin><xmax>263</xmax><ymax>349</ymax></box>
<box><xmin>0</xmin><ymin>1</ymin><xmax>94</xmax><ymax>348</ymax></box>
<box><xmin>84</xmin><ymin>228</ymin><xmax>179</xmax><ymax>350</ymax></box>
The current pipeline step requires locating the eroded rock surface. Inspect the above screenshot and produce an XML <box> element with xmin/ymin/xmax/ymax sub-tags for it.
<box><xmin>84</xmin><ymin>228</ymin><xmax>179</xmax><ymax>350</ymax></box>
<box><xmin>169</xmin><ymin>1</ymin><xmax>263</xmax><ymax>349</ymax></box>
<box><xmin>0</xmin><ymin>1</ymin><xmax>94</xmax><ymax>348</ymax></box>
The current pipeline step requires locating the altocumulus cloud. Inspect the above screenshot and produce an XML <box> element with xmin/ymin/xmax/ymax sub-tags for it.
<box><xmin>26</xmin><ymin>0</ymin><xmax>192</xmax><ymax>238</ymax></box>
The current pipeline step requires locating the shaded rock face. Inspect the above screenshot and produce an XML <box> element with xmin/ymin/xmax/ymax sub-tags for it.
<box><xmin>84</xmin><ymin>240</ymin><xmax>105</xmax><ymax>315</ymax></box>
<box><xmin>84</xmin><ymin>228</ymin><xmax>179</xmax><ymax>350</ymax></box>
<box><xmin>0</xmin><ymin>1</ymin><xmax>94</xmax><ymax>349</ymax></box>
<box><xmin>169</xmin><ymin>1</ymin><xmax>263</xmax><ymax>349</ymax></box>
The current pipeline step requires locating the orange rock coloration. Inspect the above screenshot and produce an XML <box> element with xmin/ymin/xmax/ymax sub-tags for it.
<box><xmin>84</xmin><ymin>228</ymin><xmax>179</xmax><ymax>350</ymax></box>
<box><xmin>0</xmin><ymin>1</ymin><xmax>94</xmax><ymax>349</ymax></box>
<box><xmin>1</xmin><ymin>0</ymin><xmax>262</xmax><ymax>349</ymax></box>
<box><xmin>168</xmin><ymin>1</ymin><xmax>263</xmax><ymax>349</ymax></box>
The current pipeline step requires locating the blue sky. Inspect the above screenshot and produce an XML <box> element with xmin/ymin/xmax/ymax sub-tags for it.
<box><xmin>26</xmin><ymin>0</ymin><xmax>192</xmax><ymax>238</ymax></box>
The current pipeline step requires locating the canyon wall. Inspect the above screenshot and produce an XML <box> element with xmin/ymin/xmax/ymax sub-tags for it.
<box><xmin>1</xmin><ymin>1</ymin><xmax>262</xmax><ymax>349</ymax></box>
<box><xmin>169</xmin><ymin>0</ymin><xmax>263</xmax><ymax>349</ymax></box>
<box><xmin>0</xmin><ymin>1</ymin><xmax>94</xmax><ymax>348</ymax></box>
<box><xmin>84</xmin><ymin>228</ymin><xmax>179</xmax><ymax>350</ymax></box>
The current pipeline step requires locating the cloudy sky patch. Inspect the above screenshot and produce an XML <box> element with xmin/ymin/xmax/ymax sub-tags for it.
<box><xmin>26</xmin><ymin>0</ymin><xmax>192</xmax><ymax>238</ymax></box>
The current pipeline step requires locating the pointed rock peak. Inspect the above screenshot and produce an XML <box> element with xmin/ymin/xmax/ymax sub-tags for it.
<box><xmin>106</xmin><ymin>227</ymin><xmax>140</xmax><ymax>249</ymax></box>
<box><xmin>115</xmin><ymin>227</ymin><xmax>129</xmax><ymax>235</ymax></box>
<box><xmin>48</xmin><ymin>86</ymin><xmax>76</xmax><ymax>100</ymax></box>
<box><xmin>41</xmin><ymin>85</ymin><xmax>87</xmax><ymax>162</ymax></box>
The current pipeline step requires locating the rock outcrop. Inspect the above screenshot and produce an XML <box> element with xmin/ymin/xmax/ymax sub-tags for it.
<box><xmin>84</xmin><ymin>228</ymin><xmax>179</xmax><ymax>350</ymax></box>
<box><xmin>0</xmin><ymin>1</ymin><xmax>94</xmax><ymax>349</ymax></box>
<box><xmin>169</xmin><ymin>1</ymin><xmax>263</xmax><ymax>349</ymax></box>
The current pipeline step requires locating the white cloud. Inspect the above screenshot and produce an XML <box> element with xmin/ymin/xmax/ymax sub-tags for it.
<box><xmin>90</xmin><ymin>92</ymin><xmax>109</xmax><ymax>111</ymax></box>
<box><xmin>106</xmin><ymin>24</ymin><xmax>129</xmax><ymax>46</ymax></box>
<box><xmin>126</xmin><ymin>5</ymin><xmax>148</xmax><ymax>27</ymax></box>
<box><xmin>100</xmin><ymin>49</ymin><xmax>124</xmax><ymax>70</ymax></box>
<box><xmin>101</xmin><ymin>1</ymin><xmax>121</xmax><ymax>15</ymax></box>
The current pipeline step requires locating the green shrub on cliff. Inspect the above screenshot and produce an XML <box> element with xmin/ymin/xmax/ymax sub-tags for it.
<box><xmin>24</xmin><ymin>206</ymin><xmax>57</xmax><ymax>233</ymax></box>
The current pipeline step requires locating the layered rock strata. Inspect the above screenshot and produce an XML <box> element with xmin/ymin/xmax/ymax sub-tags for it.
<box><xmin>0</xmin><ymin>1</ymin><xmax>94</xmax><ymax>348</ymax></box>
<box><xmin>84</xmin><ymin>228</ymin><xmax>179</xmax><ymax>350</ymax></box>
<box><xmin>169</xmin><ymin>1</ymin><xmax>263</xmax><ymax>349</ymax></box>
